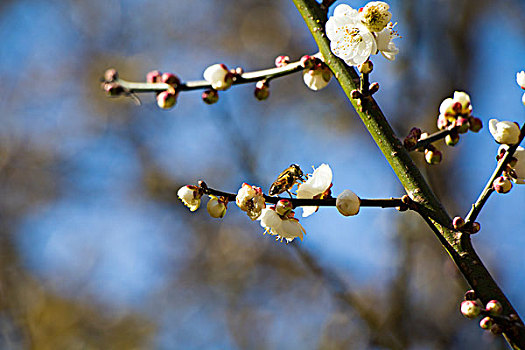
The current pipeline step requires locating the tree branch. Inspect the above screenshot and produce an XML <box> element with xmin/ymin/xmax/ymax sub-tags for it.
<box><xmin>291</xmin><ymin>0</ymin><xmax>525</xmax><ymax>347</ymax></box>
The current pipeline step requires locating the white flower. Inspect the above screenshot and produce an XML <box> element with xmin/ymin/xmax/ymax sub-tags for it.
<box><xmin>236</xmin><ymin>183</ymin><xmax>266</xmax><ymax>220</ymax></box>
<box><xmin>359</xmin><ymin>1</ymin><xmax>392</xmax><ymax>32</ymax></box>
<box><xmin>336</xmin><ymin>190</ymin><xmax>360</xmax><ymax>216</ymax></box>
<box><xmin>303</xmin><ymin>65</ymin><xmax>332</xmax><ymax>91</ymax></box>
<box><xmin>498</xmin><ymin>145</ymin><xmax>525</xmax><ymax>184</ymax></box>
<box><xmin>326</xmin><ymin>3</ymin><xmax>399</xmax><ymax>67</ymax></box>
<box><xmin>297</xmin><ymin>164</ymin><xmax>333</xmax><ymax>217</ymax></box>
<box><xmin>517</xmin><ymin>71</ymin><xmax>525</xmax><ymax>89</ymax></box>
<box><xmin>177</xmin><ymin>185</ymin><xmax>202</xmax><ymax>211</ymax></box>
<box><xmin>258</xmin><ymin>208</ymin><xmax>306</xmax><ymax>243</ymax></box>
<box><xmin>207</xmin><ymin>195</ymin><xmax>227</xmax><ymax>218</ymax></box>
<box><xmin>375</xmin><ymin>23</ymin><xmax>399</xmax><ymax>60</ymax></box>
<box><xmin>326</xmin><ymin>5</ymin><xmax>377</xmax><ymax>66</ymax></box>
<box><xmin>489</xmin><ymin>119</ymin><xmax>521</xmax><ymax>145</ymax></box>
<box><xmin>203</xmin><ymin>64</ymin><xmax>233</xmax><ymax>90</ymax></box>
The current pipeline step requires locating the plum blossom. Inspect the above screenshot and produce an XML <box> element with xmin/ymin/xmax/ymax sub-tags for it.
<box><xmin>336</xmin><ymin>190</ymin><xmax>360</xmax><ymax>216</ymax></box>
<box><xmin>297</xmin><ymin>164</ymin><xmax>333</xmax><ymax>217</ymax></box>
<box><xmin>437</xmin><ymin>91</ymin><xmax>479</xmax><ymax>131</ymax></box>
<box><xmin>326</xmin><ymin>3</ymin><xmax>398</xmax><ymax>67</ymax></box>
<box><xmin>203</xmin><ymin>64</ymin><xmax>233</xmax><ymax>90</ymax></box>
<box><xmin>236</xmin><ymin>183</ymin><xmax>266</xmax><ymax>220</ymax></box>
<box><xmin>207</xmin><ymin>195</ymin><xmax>227</xmax><ymax>218</ymax></box>
<box><xmin>498</xmin><ymin>145</ymin><xmax>525</xmax><ymax>184</ymax></box>
<box><xmin>177</xmin><ymin>185</ymin><xmax>203</xmax><ymax>211</ymax></box>
<box><xmin>258</xmin><ymin>205</ymin><xmax>306</xmax><ymax>243</ymax></box>
<box><xmin>489</xmin><ymin>119</ymin><xmax>521</xmax><ymax>145</ymax></box>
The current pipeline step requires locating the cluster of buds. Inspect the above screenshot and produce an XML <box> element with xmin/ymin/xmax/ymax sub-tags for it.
<box><xmin>146</xmin><ymin>70</ymin><xmax>181</xmax><ymax>109</ymax></box>
<box><xmin>101</xmin><ymin>68</ymin><xmax>125</xmax><ymax>97</ymax></box>
<box><xmin>403</xmin><ymin>129</ymin><xmax>443</xmax><ymax>164</ymax></box>
<box><xmin>460</xmin><ymin>291</ymin><xmax>508</xmax><ymax>335</ymax></box>
<box><xmin>300</xmin><ymin>55</ymin><xmax>332</xmax><ymax>91</ymax></box>
<box><xmin>201</xmin><ymin>64</ymin><xmax>243</xmax><ymax>105</ymax></box>
<box><xmin>177</xmin><ymin>184</ymin><xmax>229</xmax><ymax>218</ymax></box>
<box><xmin>437</xmin><ymin>91</ymin><xmax>482</xmax><ymax>134</ymax></box>
<box><xmin>493</xmin><ymin>145</ymin><xmax>525</xmax><ymax>193</ymax></box>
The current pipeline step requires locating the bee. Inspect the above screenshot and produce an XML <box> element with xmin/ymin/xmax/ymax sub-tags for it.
<box><xmin>269</xmin><ymin>164</ymin><xmax>306</xmax><ymax>197</ymax></box>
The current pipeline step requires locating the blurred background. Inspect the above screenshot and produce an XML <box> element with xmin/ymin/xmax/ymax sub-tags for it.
<box><xmin>1</xmin><ymin>0</ymin><xmax>525</xmax><ymax>348</ymax></box>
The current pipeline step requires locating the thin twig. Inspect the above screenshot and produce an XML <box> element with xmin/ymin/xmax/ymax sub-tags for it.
<box><xmin>198</xmin><ymin>181</ymin><xmax>406</xmax><ymax>209</ymax></box>
<box><xmin>107</xmin><ymin>59</ymin><xmax>306</xmax><ymax>94</ymax></box>
<box><xmin>407</xmin><ymin>128</ymin><xmax>454</xmax><ymax>151</ymax></box>
<box><xmin>464</xmin><ymin>123</ymin><xmax>525</xmax><ymax>226</ymax></box>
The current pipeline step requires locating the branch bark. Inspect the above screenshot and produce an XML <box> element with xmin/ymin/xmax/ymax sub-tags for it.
<box><xmin>292</xmin><ymin>0</ymin><xmax>525</xmax><ymax>347</ymax></box>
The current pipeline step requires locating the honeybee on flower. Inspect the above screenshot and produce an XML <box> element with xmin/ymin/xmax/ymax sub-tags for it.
<box><xmin>269</xmin><ymin>164</ymin><xmax>306</xmax><ymax>197</ymax></box>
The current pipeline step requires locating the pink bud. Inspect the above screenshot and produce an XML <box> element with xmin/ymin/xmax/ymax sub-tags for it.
<box><xmin>146</xmin><ymin>70</ymin><xmax>162</xmax><ymax>83</ymax></box>
<box><xmin>161</xmin><ymin>72</ymin><xmax>181</xmax><ymax>87</ymax></box>
<box><xmin>102</xmin><ymin>82</ymin><xmax>124</xmax><ymax>96</ymax></box>
<box><xmin>485</xmin><ymin>300</ymin><xmax>503</xmax><ymax>315</ymax></box>
<box><xmin>493</xmin><ymin>176</ymin><xmax>512</xmax><ymax>194</ymax></box>
<box><xmin>455</xmin><ymin>117</ymin><xmax>470</xmax><ymax>134</ymax></box>
<box><xmin>437</xmin><ymin>115</ymin><xmax>449</xmax><ymax>130</ymax></box>
<box><xmin>156</xmin><ymin>90</ymin><xmax>177</xmax><ymax>109</ymax></box>
<box><xmin>104</xmin><ymin>68</ymin><xmax>118</xmax><ymax>82</ymax></box>
<box><xmin>461</xmin><ymin>300</ymin><xmax>481</xmax><ymax>319</ymax></box>
<box><xmin>452</xmin><ymin>101</ymin><xmax>462</xmax><ymax>114</ymax></box>
<box><xmin>300</xmin><ymin>55</ymin><xmax>315</xmax><ymax>69</ymax></box>
<box><xmin>479</xmin><ymin>317</ymin><xmax>493</xmax><ymax>330</ymax></box>
<box><xmin>275</xmin><ymin>55</ymin><xmax>290</xmax><ymax>68</ymax></box>
<box><xmin>202</xmin><ymin>89</ymin><xmax>219</xmax><ymax>104</ymax></box>
<box><xmin>453</xmin><ymin>216</ymin><xmax>465</xmax><ymax>229</ymax></box>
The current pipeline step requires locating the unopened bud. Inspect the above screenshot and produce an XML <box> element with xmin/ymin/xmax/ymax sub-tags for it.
<box><xmin>464</xmin><ymin>289</ymin><xmax>477</xmax><ymax>300</ymax></box>
<box><xmin>275</xmin><ymin>199</ymin><xmax>293</xmax><ymax>216</ymax></box>
<box><xmin>161</xmin><ymin>72</ymin><xmax>181</xmax><ymax>87</ymax></box>
<box><xmin>369</xmin><ymin>82</ymin><xmax>379</xmax><ymax>94</ymax></box>
<box><xmin>300</xmin><ymin>55</ymin><xmax>315</xmax><ymax>69</ymax></box>
<box><xmin>461</xmin><ymin>300</ymin><xmax>481</xmax><ymax>319</ymax></box>
<box><xmin>103</xmin><ymin>82</ymin><xmax>124</xmax><ymax>96</ymax></box>
<box><xmin>493</xmin><ymin>176</ymin><xmax>512</xmax><ymax>194</ymax></box>
<box><xmin>437</xmin><ymin>115</ymin><xmax>450</xmax><ymax>130</ymax></box>
<box><xmin>479</xmin><ymin>317</ymin><xmax>494</xmax><ymax>330</ymax></box>
<box><xmin>452</xmin><ymin>101</ymin><xmax>462</xmax><ymax>114</ymax></box>
<box><xmin>485</xmin><ymin>300</ymin><xmax>503</xmax><ymax>315</ymax></box>
<box><xmin>156</xmin><ymin>90</ymin><xmax>177</xmax><ymax>109</ymax></box>
<box><xmin>254</xmin><ymin>80</ymin><xmax>270</xmax><ymax>101</ymax></box>
<box><xmin>202</xmin><ymin>89</ymin><xmax>219</xmax><ymax>104</ymax></box>
<box><xmin>358</xmin><ymin>60</ymin><xmax>373</xmax><ymax>74</ymax></box>
<box><xmin>445</xmin><ymin>131</ymin><xmax>460</xmax><ymax>146</ymax></box>
<box><xmin>468</xmin><ymin>117</ymin><xmax>483</xmax><ymax>132</ymax></box>
<box><xmin>104</xmin><ymin>68</ymin><xmax>118</xmax><ymax>82</ymax></box>
<box><xmin>207</xmin><ymin>195</ymin><xmax>227</xmax><ymax>218</ymax></box>
<box><xmin>453</xmin><ymin>216</ymin><xmax>465</xmax><ymax>229</ymax></box>
<box><xmin>275</xmin><ymin>55</ymin><xmax>290</xmax><ymax>68</ymax></box>
<box><xmin>146</xmin><ymin>70</ymin><xmax>162</xmax><ymax>83</ymax></box>
<box><xmin>490</xmin><ymin>323</ymin><xmax>503</xmax><ymax>335</ymax></box>
<box><xmin>455</xmin><ymin>117</ymin><xmax>470</xmax><ymax>134</ymax></box>
<box><xmin>351</xmin><ymin>89</ymin><xmax>362</xmax><ymax>99</ymax></box>
<box><xmin>424</xmin><ymin>147</ymin><xmax>442</xmax><ymax>165</ymax></box>
<box><xmin>469</xmin><ymin>222</ymin><xmax>481</xmax><ymax>234</ymax></box>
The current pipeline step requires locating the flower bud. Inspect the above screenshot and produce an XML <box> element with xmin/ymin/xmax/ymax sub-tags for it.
<box><xmin>469</xmin><ymin>222</ymin><xmax>481</xmax><ymax>234</ymax></box>
<box><xmin>424</xmin><ymin>147</ymin><xmax>442</xmax><ymax>165</ymax></box>
<box><xmin>464</xmin><ymin>289</ymin><xmax>477</xmax><ymax>300</ymax></box>
<box><xmin>300</xmin><ymin>55</ymin><xmax>315</xmax><ymax>69</ymax></box>
<box><xmin>460</xmin><ymin>300</ymin><xmax>481</xmax><ymax>319</ymax></box>
<box><xmin>303</xmin><ymin>65</ymin><xmax>332</xmax><ymax>91</ymax></box>
<box><xmin>485</xmin><ymin>300</ymin><xmax>503</xmax><ymax>315</ymax></box>
<box><xmin>275</xmin><ymin>55</ymin><xmax>290</xmax><ymax>68</ymax></box>
<box><xmin>437</xmin><ymin>115</ymin><xmax>450</xmax><ymax>130</ymax></box>
<box><xmin>468</xmin><ymin>117</ymin><xmax>483</xmax><ymax>132</ymax></box>
<box><xmin>358</xmin><ymin>60</ymin><xmax>374</xmax><ymax>74</ymax></box>
<box><xmin>104</xmin><ymin>68</ymin><xmax>118</xmax><ymax>82</ymax></box>
<box><xmin>455</xmin><ymin>117</ymin><xmax>470</xmax><ymax>134</ymax></box>
<box><xmin>489</xmin><ymin>119</ymin><xmax>521</xmax><ymax>145</ymax></box>
<box><xmin>479</xmin><ymin>317</ymin><xmax>494</xmax><ymax>330</ymax></box>
<box><xmin>156</xmin><ymin>90</ymin><xmax>177</xmax><ymax>109</ymax></box>
<box><xmin>103</xmin><ymin>82</ymin><xmax>124</xmax><ymax>96</ymax></box>
<box><xmin>202</xmin><ymin>89</ymin><xmax>219</xmax><ymax>104</ymax></box>
<box><xmin>177</xmin><ymin>185</ymin><xmax>202</xmax><ymax>211</ymax></box>
<box><xmin>453</xmin><ymin>216</ymin><xmax>465</xmax><ymax>229</ymax></box>
<box><xmin>146</xmin><ymin>70</ymin><xmax>162</xmax><ymax>83</ymax></box>
<box><xmin>275</xmin><ymin>199</ymin><xmax>293</xmax><ymax>216</ymax></box>
<box><xmin>369</xmin><ymin>82</ymin><xmax>379</xmax><ymax>94</ymax></box>
<box><xmin>517</xmin><ymin>71</ymin><xmax>525</xmax><ymax>89</ymax></box>
<box><xmin>445</xmin><ymin>131</ymin><xmax>460</xmax><ymax>146</ymax></box>
<box><xmin>493</xmin><ymin>176</ymin><xmax>512</xmax><ymax>194</ymax></box>
<box><xmin>254</xmin><ymin>80</ymin><xmax>270</xmax><ymax>100</ymax></box>
<box><xmin>207</xmin><ymin>195</ymin><xmax>227</xmax><ymax>218</ymax></box>
<box><xmin>161</xmin><ymin>72</ymin><xmax>181</xmax><ymax>87</ymax></box>
<box><xmin>336</xmin><ymin>190</ymin><xmax>360</xmax><ymax>216</ymax></box>
<box><xmin>203</xmin><ymin>64</ymin><xmax>233</xmax><ymax>90</ymax></box>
